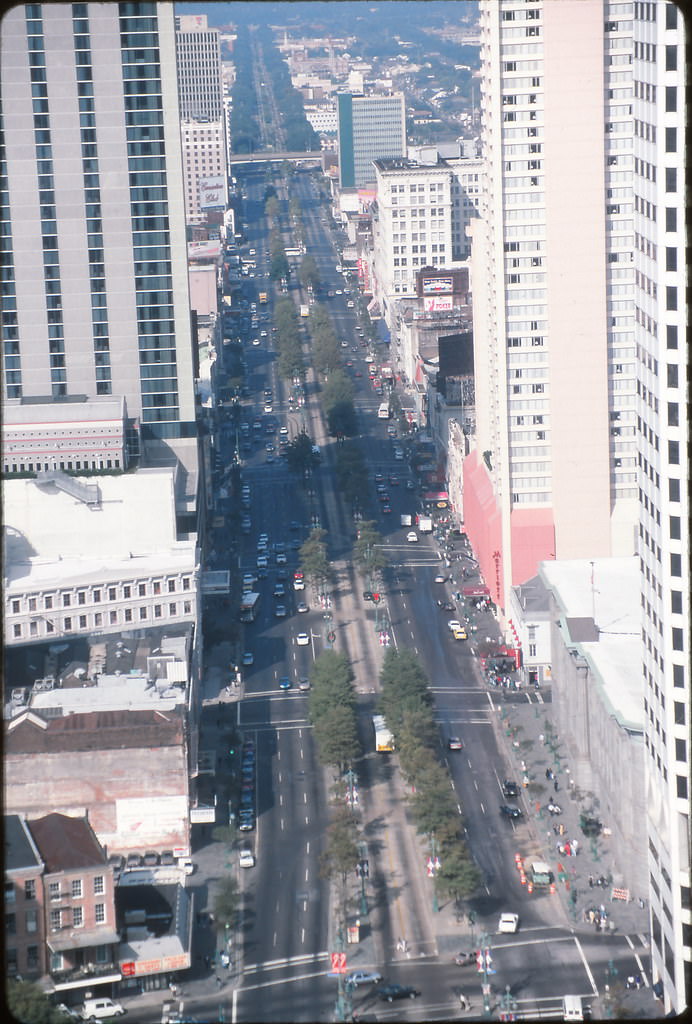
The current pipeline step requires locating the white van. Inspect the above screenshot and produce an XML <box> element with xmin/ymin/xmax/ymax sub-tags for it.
<box><xmin>80</xmin><ymin>997</ymin><xmax>125</xmax><ymax>1020</ymax></box>
<box><xmin>562</xmin><ymin>995</ymin><xmax>584</xmax><ymax>1022</ymax></box>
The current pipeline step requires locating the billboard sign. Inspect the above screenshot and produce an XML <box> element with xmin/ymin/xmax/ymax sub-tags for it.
<box><xmin>422</xmin><ymin>276</ymin><xmax>453</xmax><ymax>294</ymax></box>
<box><xmin>199</xmin><ymin>176</ymin><xmax>226</xmax><ymax>210</ymax></box>
<box><xmin>424</xmin><ymin>295</ymin><xmax>453</xmax><ymax>312</ymax></box>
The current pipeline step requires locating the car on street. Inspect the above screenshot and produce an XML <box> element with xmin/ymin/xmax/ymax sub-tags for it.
<box><xmin>297</xmin><ymin>601</ymin><xmax>309</xmax><ymax>613</ymax></box>
<box><xmin>275</xmin><ymin>604</ymin><xmax>287</xmax><ymax>618</ymax></box>
<box><xmin>451</xmin><ymin>626</ymin><xmax>468</xmax><ymax>641</ymax></box>
<box><xmin>377</xmin><ymin>984</ymin><xmax>421</xmax><ymax>1002</ymax></box>
<box><xmin>239</xmin><ymin>849</ymin><xmax>255</xmax><ymax>868</ymax></box>
<box><xmin>448</xmin><ymin>736</ymin><xmax>463</xmax><ymax>750</ymax></box>
<box><xmin>242</xmin><ymin>652</ymin><xmax>254</xmax><ymax>666</ymax></box>
<box><xmin>242</xmin><ymin>573</ymin><xmax>255</xmax><ymax>588</ymax></box>
<box><xmin>434</xmin><ymin>573</ymin><xmax>447</xmax><ymax>583</ymax></box>
<box><xmin>500</xmin><ymin>804</ymin><xmax>523</xmax><ymax>819</ymax></box>
<box><xmin>453</xmin><ymin>951</ymin><xmax>475</xmax><ymax>966</ymax></box>
<box><xmin>406</xmin><ymin>531</ymin><xmax>418</xmax><ymax>542</ymax></box>
<box><xmin>293</xmin><ymin>572</ymin><xmax>305</xmax><ymax>591</ymax></box>
<box><xmin>347</xmin><ymin>969</ymin><xmax>383</xmax><ymax>987</ymax></box>
<box><xmin>296</xmin><ymin>632</ymin><xmax>310</xmax><ymax>646</ymax></box>
<box><xmin>273</xmin><ymin>583</ymin><xmax>285</xmax><ymax>598</ymax></box>
<box><xmin>498</xmin><ymin>912</ymin><xmax>520</xmax><ymax>934</ymax></box>
<box><xmin>502</xmin><ymin>780</ymin><xmax>520</xmax><ymax>798</ymax></box>
<box><xmin>238</xmin><ymin>814</ymin><xmax>255</xmax><ymax>832</ymax></box>
<box><xmin>298</xmin><ymin>678</ymin><xmax>311</xmax><ymax>692</ymax></box>
<box><xmin>447</xmin><ymin>620</ymin><xmax>462</xmax><ymax>632</ymax></box>
<box><xmin>278</xmin><ymin>676</ymin><xmax>292</xmax><ymax>690</ymax></box>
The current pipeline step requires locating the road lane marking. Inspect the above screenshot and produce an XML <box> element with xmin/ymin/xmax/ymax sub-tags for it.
<box><xmin>573</xmin><ymin>935</ymin><xmax>598</xmax><ymax>994</ymax></box>
<box><xmin>300</xmin><ymin>748</ymin><xmax>304</xmax><ymax>759</ymax></box>
<box><xmin>306</xmin><ymin>841</ymin><xmax>310</xmax><ymax>854</ymax></box>
<box><xmin>280</xmin><ymin>818</ymin><xmax>284</xmax><ymax>831</ymax></box>
<box><xmin>279</xmin><ymin>794</ymin><xmax>283</xmax><ymax>806</ymax></box>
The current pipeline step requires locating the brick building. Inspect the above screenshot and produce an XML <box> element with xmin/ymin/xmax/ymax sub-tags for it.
<box><xmin>5</xmin><ymin>814</ymin><xmax>46</xmax><ymax>981</ymax></box>
<box><xmin>27</xmin><ymin>814</ymin><xmax>120</xmax><ymax>997</ymax></box>
<box><xmin>5</xmin><ymin>710</ymin><xmax>190</xmax><ymax>858</ymax></box>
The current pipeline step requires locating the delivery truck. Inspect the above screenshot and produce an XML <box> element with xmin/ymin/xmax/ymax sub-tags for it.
<box><xmin>373</xmin><ymin>715</ymin><xmax>394</xmax><ymax>752</ymax></box>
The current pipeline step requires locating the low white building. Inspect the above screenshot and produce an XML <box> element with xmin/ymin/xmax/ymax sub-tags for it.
<box><xmin>3</xmin><ymin>468</ymin><xmax>199</xmax><ymax>648</ymax></box>
<box><xmin>2</xmin><ymin>397</ymin><xmax>128</xmax><ymax>475</ymax></box>
<box><xmin>538</xmin><ymin>556</ymin><xmax>646</xmax><ymax>897</ymax></box>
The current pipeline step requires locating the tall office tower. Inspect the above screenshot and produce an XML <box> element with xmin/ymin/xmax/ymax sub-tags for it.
<box><xmin>175</xmin><ymin>14</ymin><xmax>224</xmax><ymax>121</ymax></box>
<box><xmin>337</xmin><ymin>93</ymin><xmax>406</xmax><ymax>188</ymax></box>
<box><xmin>1</xmin><ymin>3</ymin><xmax>197</xmax><ymax>475</ymax></box>
<box><xmin>467</xmin><ymin>0</ymin><xmax>639</xmax><ymax>612</ymax></box>
<box><xmin>634</xmin><ymin>3</ymin><xmax>688</xmax><ymax>1014</ymax></box>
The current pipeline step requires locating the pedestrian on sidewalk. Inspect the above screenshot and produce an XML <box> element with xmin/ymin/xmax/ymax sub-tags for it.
<box><xmin>554</xmin><ymin>778</ymin><xmax>559</xmax><ymax>792</ymax></box>
<box><xmin>589</xmin><ymin>874</ymin><xmax>594</xmax><ymax>888</ymax></box>
<box><xmin>459</xmin><ymin>992</ymin><xmax>469</xmax><ymax>1011</ymax></box>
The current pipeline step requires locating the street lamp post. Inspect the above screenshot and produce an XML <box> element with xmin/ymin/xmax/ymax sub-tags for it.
<box><xmin>477</xmin><ymin>932</ymin><xmax>494</xmax><ymax>1018</ymax></box>
<box><xmin>333</xmin><ymin>927</ymin><xmax>352</xmax><ymax>1023</ymax></box>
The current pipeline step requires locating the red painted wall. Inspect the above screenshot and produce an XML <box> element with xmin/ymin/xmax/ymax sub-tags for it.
<box><xmin>462</xmin><ymin>450</ymin><xmax>504</xmax><ymax>607</ymax></box>
<box><xmin>510</xmin><ymin>508</ymin><xmax>556</xmax><ymax>585</ymax></box>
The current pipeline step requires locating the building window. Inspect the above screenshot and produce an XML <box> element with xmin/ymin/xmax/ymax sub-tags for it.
<box><xmin>93</xmin><ymin>876</ymin><xmax>104</xmax><ymax>896</ymax></box>
<box><xmin>154</xmin><ymin>604</ymin><xmax>162</xmax><ymax>618</ymax></box>
<box><xmin>62</xmin><ymin>593</ymin><xmax>71</xmax><ymax>607</ymax></box>
<box><xmin>182</xmin><ymin>576</ymin><xmax>191</xmax><ymax>591</ymax></box>
<box><xmin>169</xmin><ymin>602</ymin><xmax>177</xmax><ymax>615</ymax></box>
<box><xmin>139</xmin><ymin>606</ymin><xmax>148</xmax><ymax>620</ymax></box>
<box><xmin>153</xmin><ymin>581</ymin><xmax>162</xmax><ymax>595</ymax></box>
<box><xmin>6</xmin><ymin>913</ymin><xmax>16</xmax><ymax>935</ymax></box>
<box><xmin>124</xmin><ymin>608</ymin><xmax>132</xmax><ymax>623</ymax></box>
<box><xmin>49</xmin><ymin>881</ymin><xmax>60</xmax><ymax>901</ymax></box>
<box><xmin>108</xmin><ymin>587</ymin><xmax>116</xmax><ymax>600</ymax></box>
<box><xmin>677</xmin><ymin>775</ymin><xmax>688</xmax><ymax>800</ymax></box>
<box><xmin>78</xmin><ymin>591</ymin><xmax>86</xmax><ymax>606</ymax></box>
<box><xmin>138</xmin><ymin>583</ymin><xmax>146</xmax><ymax>597</ymax></box>
<box><xmin>49</xmin><ymin>908</ymin><xmax>61</xmax><ymax>932</ymax></box>
<box><xmin>109</xmin><ymin>610</ymin><xmax>118</xmax><ymax>624</ymax></box>
<box><xmin>95</xmin><ymin>903</ymin><xmax>105</xmax><ymax>924</ymax></box>
<box><xmin>123</xmin><ymin>585</ymin><xmax>131</xmax><ymax>600</ymax></box>
<box><xmin>168</xmin><ymin>579</ymin><xmax>176</xmax><ymax>593</ymax></box>
<box><xmin>528</xmin><ymin>643</ymin><xmax>537</xmax><ymax>657</ymax></box>
<box><xmin>45</xmin><ymin>595</ymin><xmax>53</xmax><ymax>610</ymax></box>
<box><xmin>13</xmin><ymin>624</ymin><xmax>22</xmax><ymax>639</ymax></box>
<box><xmin>71</xmin><ymin>879</ymin><xmax>82</xmax><ymax>899</ymax></box>
<box><xmin>665</xmin><ymin>127</ymin><xmax>676</xmax><ymax>152</ymax></box>
<box><xmin>27</xmin><ymin>945</ymin><xmax>39</xmax><ymax>970</ymax></box>
<box><xmin>72</xmin><ymin>907</ymin><xmax>83</xmax><ymax>928</ymax></box>
<box><xmin>24</xmin><ymin>880</ymin><xmax>36</xmax><ymax>901</ymax></box>
<box><xmin>64</xmin><ymin>617</ymin><xmax>72</xmax><ymax>631</ymax></box>
<box><xmin>93</xmin><ymin>589</ymin><xmax>101</xmax><ymax>603</ymax></box>
<box><xmin>665</xmin><ymin>45</ymin><xmax>677</xmax><ymax>71</ymax></box>
<box><xmin>25</xmin><ymin>908</ymin><xmax>38</xmax><ymax>933</ymax></box>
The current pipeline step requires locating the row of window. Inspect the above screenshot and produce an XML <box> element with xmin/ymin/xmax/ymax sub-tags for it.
<box><xmin>10</xmin><ymin>576</ymin><xmax>192</xmax><ymax>614</ymax></box>
<box><xmin>50</xmin><ymin>904</ymin><xmax>105</xmax><ymax>930</ymax></box>
<box><xmin>11</xmin><ymin>601</ymin><xmax>194</xmax><ymax>639</ymax></box>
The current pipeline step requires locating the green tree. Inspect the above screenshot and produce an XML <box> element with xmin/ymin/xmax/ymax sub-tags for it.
<box><xmin>8</xmin><ymin>980</ymin><xmax>68</xmax><ymax>1024</ymax></box>
<box><xmin>264</xmin><ymin>195</ymin><xmax>280</xmax><ymax>221</ymax></box>
<box><xmin>285</xmin><ymin>431</ymin><xmax>318</xmax><ymax>475</ymax></box>
<box><xmin>299</xmin><ymin>254</ymin><xmax>320</xmax><ymax>292</ymax></box>
<box><xmin>213</xmin><ymin>875</ymin><xmax>240</xmax><ymax>933</ymax></box>
<box><xmin>314</xmin><ymin>703</ymin><xmax>362</xmax><ymax>768</ymax></box>
<box><xmin>354</xmin><ymin>521</ymin><xmax>389</xmax><ymax>581</ymax></box>
<box><xmin>319</xmin><ymin>805</ymin><xmax>360</xmax><ymax>886</ymax></box>
<box><xmin>434</xmin><ymin>845</ymin><xmax>482</xmax><ymax>904</ymax></box>
<box><xmin>334</xmin><ymin>443</ymin><xmax>371</xmax><ymax>507</ymax></box>
<box><xmin>299</xmin><ymin>527</ymin><xmax>332</xmax><ymax>592</ymax></box>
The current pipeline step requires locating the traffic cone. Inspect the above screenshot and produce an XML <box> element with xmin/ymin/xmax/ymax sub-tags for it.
<box><xmin>520</xmin><ymin>871</ymin><xmax>526</xmax><ymax>886</ymax></box>
<box><xmin>550</xmin><ymin>882</ymin><xmax>556</xmax><ymax>894</ymax></box>
<box><xmin>527</xmin><ymin>882</ymin><xmax>533</xmax><ymax>894</ymax></box>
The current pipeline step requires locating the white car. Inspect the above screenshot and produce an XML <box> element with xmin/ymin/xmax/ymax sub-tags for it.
<box><xmin>296</xmin><ymin>632</ymin><xmax>311</xmax><ymax>646</ymax></box>
<box><xmin>239</xmin><ymin>849</ymin><xmax>255</xmax><ymax>868</ymax></box>
<box><xmin>447</xmin><ymin>620</ymin><xmax>462</xmax><ymax>632</ymax></box>
<box><xmin>80</xmin><ymin>998</ymin><xmax>125</xmax><ymax>1020</ymax></box>
<box><xmin>406</xmin><ymin>531</ymin><xmax>419</xmax><ymax>543</ymax></box>
<box><xmin>347</xmin><ymin>300</ymin><xmax>355</xmax><ymax>308</ymax></box>
<box><xmin>498</xmin><ymin>912</ymin><xmax>520</xmax><ymax>934</ymax></box>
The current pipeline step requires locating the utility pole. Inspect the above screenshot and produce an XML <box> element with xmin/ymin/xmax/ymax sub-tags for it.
<box><xmin>333</xmin><ymin>926</ymin><xmax>352</xmax><ymax>1023</ymax></box>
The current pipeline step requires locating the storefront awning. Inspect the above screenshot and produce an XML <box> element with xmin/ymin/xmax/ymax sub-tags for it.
<box><xmin>367</xmin><ymin>298</ymin><xmax>381</xmax><ymax>318</ymax></box>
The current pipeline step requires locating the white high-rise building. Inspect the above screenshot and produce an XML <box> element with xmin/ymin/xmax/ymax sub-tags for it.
<box><xmin>633</xmin><ymin>2</ymin><xmax>688</xmax><ymax>1014</ymax></box>
<box><xmin>467</xmin><ymin>0</ymin><xmax>640</xmax><ymax>613</ymax></box>
<box><xmin>181</xmin><ymin>119</ymin><xmax>227</xmax><ymax>225</ymax></box>
<box><xmin>470</xmin><ymin>1</ymin><xmax>688</xmax><ymax>1012</ymax></box>
<box><xmin>1</xmin><ymin>3</ymin><xmax>197</xmax><ymax>478</ymax></box>
<box><xmin>175</xmin><ymin>14</ymin><xmax>224</xmax><ymax>121</ymax></box>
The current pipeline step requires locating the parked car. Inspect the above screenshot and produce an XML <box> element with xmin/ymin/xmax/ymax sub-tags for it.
<box><xmin>502</xmin><ymin>780</ymin><xmax>519</xmax><ymax>798</ymax></box>
<box><xmin>239</xmin><ymin>849</ymin><xmax>255</xmax><ymax>868</ymax></box>
<box><xmin>79</xmin><ymin>998</ymin><xmax>125</xmax><ymax>1020</ymax></box>
<box><xmin>448</xmin><ymin>737</ymin><xmax>463</xmax><ymax>751</ymax></box>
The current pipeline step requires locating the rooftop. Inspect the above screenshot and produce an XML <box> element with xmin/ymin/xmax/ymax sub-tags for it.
<box><xmin>4</xmin><ymin>814</ymin><xmax>43</xmax><ymax>873</ymax></box>
<box><xmin>6</xmin><ymin>708</ymin><xmax>185</xmax><ymax>755</ymax></box>
<box><xmin>540</xmin><ymin>557</ymin><xmax>642</xmax><ymax>730</ymax></box>
<box><xmin>28</xmin><ymin>813</ymin><xmax>106</xmax><ymax>873</ymax></box>
<box><xmin>3</xmin><ymin>468</ymin><xmax>194</xmax><ymax>590</ymax></box>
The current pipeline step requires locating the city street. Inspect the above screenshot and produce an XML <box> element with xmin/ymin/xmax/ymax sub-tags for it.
<box><xmin>150</xmin><ymin>164</ymin><xmax>660</xmax><ymax>1023</ymax></box>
